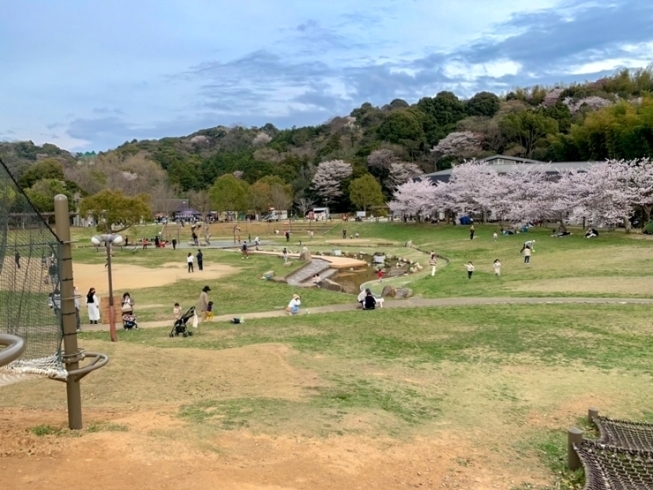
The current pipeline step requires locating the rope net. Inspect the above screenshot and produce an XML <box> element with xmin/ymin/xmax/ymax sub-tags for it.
<box><xmin>575</xmin><ymin>440</ymin><xmax>653</xmax><ymax>490</ymax></box>
<box><xmin>593</xmin><ymin>416</ymin><xmax>653</xmax><ymax>452</ymax></box>
<box><xmin>0</xmin><ymin>158</ymin><xmax>66</xmax><ymax>384</ymax></box>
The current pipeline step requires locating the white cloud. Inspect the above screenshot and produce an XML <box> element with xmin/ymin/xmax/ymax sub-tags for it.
<box><xmin>444</xmin><ymin>60</ymin><xmax>522</xmax><ymax>80</ymax></box>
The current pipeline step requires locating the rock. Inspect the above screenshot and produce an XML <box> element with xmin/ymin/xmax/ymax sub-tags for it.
<box><xmin>283</xmin><ymin>261</ymin><xmax>293</xmax><ymax>267</ymax></box>
<box><xmin>261</xmin><ymin>270</ymin><xmax>275</xmax><ymax>280</ymax></box>
<box><xmin>395</xmin><ymin>288</ymin><xmax>413</xmax><ymax>299</ymax></box>
<box><xmin>381</xmin><ymin>285</ymin><xmax>397</xmax><ymax>297</ymax></box>
<box><xmin>405</xmin><ymin>240</ymin><xmax>413</xmax><ymax>248</ymax></box>
<box><xmin>299</xmin><ymin>247</ymin><xmax>312</xmax><ymax>262</ymax></box>
<box><xmin>320</xmin><ymin>278</ymin><xmax>345</xmax><ymax>293</ymax></box>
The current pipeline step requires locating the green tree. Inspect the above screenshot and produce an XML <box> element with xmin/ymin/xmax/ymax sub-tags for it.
<box><xmin>377</xmin><ymin>108</ymin><xmax>425</xmax><ymax>145</ymax></box>
<box><xmin>209</xmin><ymin>174</ymin><xmax>249</xmax><ymax>212</ymax></box>
<box><xmin>17</xmin><ymin>158</ymin><xmax>64</xmax><ymax>189</ymax></box>
<box><xmin>499</xmin><ymin>110</ymin><xmax>559</xmax><ymax>158</ymax></box>
<box><xmin>25</xmin><ymin>179</ymin><xmax>72</xmax><ymax>213</ymax></box>
<box><xmin>349</xmin><ymin>174</ymin><xmax>385</xmax><ymax>213</ymax></box>
<box><xmin>466</xmin><ymin>91</ymin><xmax>501</xmax><ymax>117</ymax></box>
<box><xmin>80</xmin><ymin>189</ymin><xmax>152</xmax><ymax>232</ymax></box>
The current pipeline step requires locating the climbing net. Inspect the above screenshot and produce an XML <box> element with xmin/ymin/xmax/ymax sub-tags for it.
<box><xmin>0</xmin><ymin>158</ymin><xmax>67</xmax><ymax>385</ymax></box>
<box><xmin>574</xmin><ymin>440</ymin><xmax>653</xmax><ymax>490</ymax></box>
<box><xmin>572</xmin><ymin>415</ymin><xmax>653</xmax><ymax>489</ymax></box>
<box><xmin>593</xmin><ymin>416</ymin><xmax>653</xmax><ymax>452</ymax></box>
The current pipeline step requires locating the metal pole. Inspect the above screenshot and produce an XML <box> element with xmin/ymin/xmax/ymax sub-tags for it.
<box><xmin>54</xmin><ymin>194</ymin><xmax>83</xmax><ymax>430</ymax></box>
<box><xmin>567</xmin><ymin>427</ymin><xmax>583</xmax><ymax>471</ymax></box>
<box><xmin>106</xmin><ymin>241</ymin><xmax>118</xmax><ymax>342</ymax></box>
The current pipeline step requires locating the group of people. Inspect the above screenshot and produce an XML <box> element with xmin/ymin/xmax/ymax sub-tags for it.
<box><xmin>187</xmin><ymin>249</ymin><xmax>204</xmax><ymax>272</ymax></box>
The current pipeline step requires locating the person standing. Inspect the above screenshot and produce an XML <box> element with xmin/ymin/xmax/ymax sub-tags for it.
<box><xmin>198</xmin><ymin>285</ymin><xmax>211</xmax><ymax>322</ymax></box>
<box><xmin>377</xmin><ymin>268</ymin><xmax>384</xmax><ymax>282</ymax></box>
<box><xmin>493</xmin><ymin>232</ymin><xmax>498</xmax><ymax>241</ymax></box>
<box><xmin>172</xmin><ymin>238</ymin><xmax>177</xmax><ymax>250</ymax></box>
<box><xmin>285</xmin><ymin>230</ymin><xmax>290</xmax><ymax>243</ymax></box>
<box><xmin>309</xmin><ymin>230</ymin><xmax>314</xmax><ymax>241</ymax></box>
<box><xmin>429</xmin><ymin>252</ymin><xmax>437</xmax><ymax>276</ymax></box>
<box><xmin>342</xmin><ymin>229</ymin><xmax>347</xmax><ymax>239</ymax></box>
<box><xmin>469</xmin><ymin>224</ymin><xmax>475</xmax><ymax>240</ymax></box>
<box><xmin>15</xmin><ymin>251</ymin><xmax>21</xmax><ymax>269</ymax></box>
<box><xmin>254</xmin><ymin>236</ymin><xmax>260</xmax><ymax>250</ymax></box>
<box><xmin>196</xmin><ymin>249</ymin><xmax>204</xmax><ymax>271</ymax></box>
<box><xmin>86</xmin><ymin>288</ymin><xmax>100</xmax><ymax>325</ymax></box>
<box><xmin>523</xmin><ymin>246</ymin><xmax>532</xmax><ymax>264</ymax></box>
<box><xmin>187</xmin><ymin>252</ymin><xmax>195</xmax><ymax>273</ymax></box>
<box><xmin>493</xmin><ymin>259</ymin><xmax>502</xmax><ymax>277</ymax></box>
<box><xmin>282</xmin><ymin>247</ymin><xmax>288</xmax><ymax>263</ymax></box>
<box><xmin>466</xmin><ymin>261</ymin><xmax>475</xmax><ymax>279</ymax></box>
<box><xmin>241</xmin><ymin>242</ymin><xmax>249</xmax><ymax>259</ymax></box>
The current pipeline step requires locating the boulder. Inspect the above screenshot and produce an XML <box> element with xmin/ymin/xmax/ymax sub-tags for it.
<box><xmin>320</xmin><ymin>278</ymin><xmax>345</xmax><ymax>293</ymax></box>
<box><xmin>395</xmin><ymin>288</ymin><xmax>413</xmax><ymax>299</ymax></box>
<box><xmin>283</xmin><ymin>261</ymin><xmax>294</xmax><ymax>267</ymax></box>
<box><xmin>299</xmin><ymin>247</ymin><xmax>312</xmax><ymax>262</ymax></box>
<box><xmin>381</xmin><ymin>285</ymin><xmax>397</xmax><ymax>297</ymax></box>
<box><xmin>261</xmin><ymin>270</ymin><xmax>275</xmax><ymax>280</ymax></box>
<box><xmin>405</xmin><ymin>240</ymin><xmax>413</xmax><ymax>248</ymax></box>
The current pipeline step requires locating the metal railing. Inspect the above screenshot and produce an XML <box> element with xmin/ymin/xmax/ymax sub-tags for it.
<box><xmin>0</xmin><ymin>334</ymin><xmax>26</xmax><ymax>368</ymax></box>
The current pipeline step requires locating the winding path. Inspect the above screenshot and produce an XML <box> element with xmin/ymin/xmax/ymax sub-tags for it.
<box><xmin>81</xmin><ymin>296</ymin><xmax>653</xmax><ymax>332</ymax></box>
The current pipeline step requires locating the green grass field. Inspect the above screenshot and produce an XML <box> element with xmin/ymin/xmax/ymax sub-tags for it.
<box><xmin>5</xmin><ymin>221</ymin><xmax>649</xmax><ymax>488</ymax></box>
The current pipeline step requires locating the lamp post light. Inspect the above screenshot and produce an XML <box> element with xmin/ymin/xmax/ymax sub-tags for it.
<box><xmin>91</xmin><ymin>234</ymin><xmax>123</xmax><ymax>342</ymax></box>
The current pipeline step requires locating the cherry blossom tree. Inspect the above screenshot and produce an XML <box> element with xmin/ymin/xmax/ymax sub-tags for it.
<box><xmin>627</xmin><ymin>158</ymin><xmax>653</xmax><ymax>224</ymax></box>
<box><xmin>311</xmin><ymin>160</ymin><xmax>353</xmax><ymax>206</ymax></box>
<box><xmin>430</xmin><ymin>131</ymin><xmax>483</xmax><ymax>161</ymax></box>
<box><xmin>387</xmin><ymin>162</ymin><xmax>424</xmax><ymax>189</ymax></box>
<box><xmin>388</xmin><ymin>179</ymin><xmax>436</xmax><ymax>219</ymax></box>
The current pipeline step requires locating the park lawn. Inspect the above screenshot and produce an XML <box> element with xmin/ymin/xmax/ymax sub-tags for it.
<box><xmin>62</xmin><ymin>303</ymin><xmax>653</xmax><ymax>489</ymax></box>
<box><xmin>70</xmin><ymin>245</ymin><xmax>354</xmax><ymax>322</ymax></box>
<box><xmin>68</xmin><ymin>222</ymin><xmax>653</xmax><ymax>326</ymax></box>
<box><xmin>321</xmin><ymin>222</ymin><xmax>653</xmax><ymax>299</ymax></box>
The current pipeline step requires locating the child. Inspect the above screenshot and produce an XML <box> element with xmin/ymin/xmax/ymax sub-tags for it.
<box><xmin>466</xmin><ymin>261</ymin><xmax>474</xmax><ymax>279</ymax></box>
<box><xmin>377</xmin><ymin>268</ymin><xmax>384</xmax><ymax>282</ymax></box>
<box><xmin>429</xmin><ymin>251</ymin><xmax>437</xmax><ymax>276</ymax></box>
<box><xmin>241</xmin><ymin>242</ymin><xmax>249</xmax><ymax>259</ymax></box>
<box><xmin>206</xmin><ymin>301</ymin><xmax>214</xmax><ymax>320</ymax></box>
<box><xmin>493</xmin><ymin>259</ymin><xmax>501</xmax><ymax>277</ymax></box>
<box><xmin>282</xmin><ymin>247</ymin><xmax>288</xmax><ymax>263</ymax></box>
<box><xmin>493</xmin><ymin>232</ymin><xmax>498</xmax><ymax>241</ymax></box>
<box><xmin>187</xmin><ymin>253</ymin><xmax>194</xmax><ymax>273</ymax></box>
<box><xmin>173</xmin><ymin>303</ymin><xmax>182</xmax><ymax>321</ymax></box>
<box><xmin>286</xmin><ymin>294</ymin><xmax>301</xmax><ymax>315</ymax></box>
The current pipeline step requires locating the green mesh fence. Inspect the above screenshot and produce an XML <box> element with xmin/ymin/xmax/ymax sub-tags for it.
<box><xmin>0</xmin><ymin>158</ymin><xmax>66</xmax><ymax>384</ymax></box>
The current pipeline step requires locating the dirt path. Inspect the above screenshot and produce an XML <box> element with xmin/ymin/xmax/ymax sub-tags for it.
<box><xmin>81</xmin><ymin>296</ymin><xmax>653</xmax><ymax>331</ymax></box>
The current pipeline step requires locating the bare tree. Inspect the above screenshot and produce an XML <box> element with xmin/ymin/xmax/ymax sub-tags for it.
<box><xmin>189</xmin><ymin>189</ymin><xmax>213</xmax><ymax>244</ymax></box>
<box><xmin>269</xmin><ymin>183</ymin><xmax>292</xmax><ymax>214</ymax></box>
<box><xmin>295</xmin><ymin>196</ymin><xmax>315</xmax><ymax>219</ymax></box>
<box><xmin>150</xmin><ymin>181</ymin><xmax>180</xmax><ymax>216</ymax></box>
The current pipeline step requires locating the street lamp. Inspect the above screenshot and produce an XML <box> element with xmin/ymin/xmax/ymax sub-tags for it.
<box><xmin>91</xmin><ymin>234</ymin><xmax>123</xmax><ymax>342</ymax></box>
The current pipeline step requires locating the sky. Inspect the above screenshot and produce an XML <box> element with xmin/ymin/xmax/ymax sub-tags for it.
<box><xmin>0</xmin><ymin>0</ymin><xmax>651</xmax><ymax>152</ymax></box>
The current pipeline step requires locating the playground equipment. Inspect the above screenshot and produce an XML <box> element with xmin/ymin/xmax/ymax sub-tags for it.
<box><xmin>0</xmin><ymin>158</ymin><xmax>108</xmax><ymax>429</ymax></box>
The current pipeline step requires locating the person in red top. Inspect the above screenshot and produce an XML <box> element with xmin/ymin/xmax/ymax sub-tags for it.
<box><xmin>377</xmin><ymin>269</ymin><xmax>384</xmax><ymax>282</ymax></box>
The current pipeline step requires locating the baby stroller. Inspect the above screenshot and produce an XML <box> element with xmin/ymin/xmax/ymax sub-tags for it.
<box><xmin>122</xmin><ymin>312</ymin><xmax>138</xmax><ymax>330</ymax></box>
<box><xmin>169</xmin><ymin>306</ymin><xmax>195</xmax><ymax>338</ymax></box>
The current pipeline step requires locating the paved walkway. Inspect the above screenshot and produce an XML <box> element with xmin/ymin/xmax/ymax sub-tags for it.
<box><xmin>80</xmin><ymin>296</ymin><xmax>653</xmax><ymax>332</ymax></box>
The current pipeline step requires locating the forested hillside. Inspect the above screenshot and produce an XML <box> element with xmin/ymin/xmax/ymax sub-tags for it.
<box><xmin>2</xmin><ymin>68</ymin><xmax>652</xmax><ymax>214</ymax></box>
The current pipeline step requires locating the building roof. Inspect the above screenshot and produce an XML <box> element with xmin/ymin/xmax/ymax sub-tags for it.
<box><xmin>421</xmin><ymin>155</ymin><xmax>599</xmax><ymax>183</ymax></box>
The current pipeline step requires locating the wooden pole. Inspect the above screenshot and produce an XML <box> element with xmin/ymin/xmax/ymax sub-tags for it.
<box><xmin>567</xmin><ymin>427</ymin><xmax>583</xmax><ymax>471</ymax></box>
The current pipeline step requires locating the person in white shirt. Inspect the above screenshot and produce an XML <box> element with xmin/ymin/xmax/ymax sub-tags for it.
<box><xmin>429</xmin><ymin>251</ymin><xmax>437</xmax><ymax>276</ymax></box>
<box><xmin>466</xmin><ymin>261</ymin><xmax>475</xmax><ymax>279</ymax></box>
<box><xmin>187</xmin><ymin>253</ymin><xmax>195</xmax><ymax>273</ymax></box>
<box><xmin>493</xmin><ymin>259</ymin><xmax>501</xmax><ymax>277</ymax></box>
<box><xmin>287</xmin><ymin>294</ymin><xmax>301</xmax><ymax>315</ymax></box>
